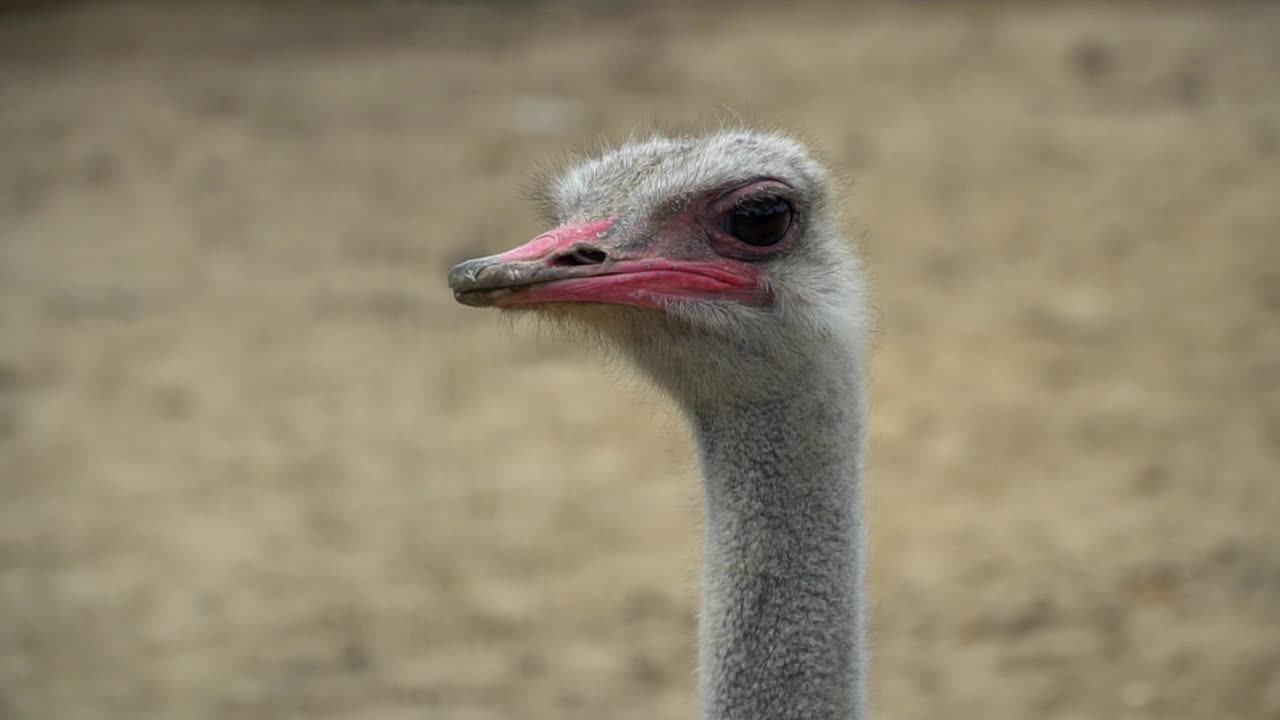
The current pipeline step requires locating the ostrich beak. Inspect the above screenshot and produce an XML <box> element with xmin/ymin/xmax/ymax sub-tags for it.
<box><xmin>448</xmin><ymin>218</ymin><xmax>768</xmax><ymax>310</ymax></box>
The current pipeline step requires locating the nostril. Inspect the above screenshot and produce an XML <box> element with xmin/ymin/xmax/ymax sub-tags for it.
<box><xmin>550</xmin><ymin>244</ymin><xmax>609</xmax><ymax>267</ymax></box>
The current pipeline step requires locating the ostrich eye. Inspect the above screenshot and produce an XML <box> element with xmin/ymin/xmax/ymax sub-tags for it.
<box><xmin>724</xmin><ymin>197</ymin><xmax>793</xmax><ymax>247</ymax></box>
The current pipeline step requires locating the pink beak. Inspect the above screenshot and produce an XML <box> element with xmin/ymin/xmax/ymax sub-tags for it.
<box><xmin>448</xmin><ymin>218</ymin><xmax>768</xmax><ymax>310</ymax></box>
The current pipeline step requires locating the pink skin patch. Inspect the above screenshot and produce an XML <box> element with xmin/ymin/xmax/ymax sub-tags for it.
<box><xmin>498</xmin><ymin>217</ymin><xmax>619</xmax><ymax>262</ymax></box>
<box><xmin>493</xmin><ymin>261</ymin><xmax>766</xmax><ymax>310</ymax></box>
<box><xmin>449</xmin><ymin>212</ymin><xmax>773</xmax><ymax>310</ymax></box>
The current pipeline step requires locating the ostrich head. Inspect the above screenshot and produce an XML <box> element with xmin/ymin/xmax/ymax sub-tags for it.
<box><xmin>449</xmin><ymin>130</ymin><xmax>866</xmax><ymax>407</ymax></box>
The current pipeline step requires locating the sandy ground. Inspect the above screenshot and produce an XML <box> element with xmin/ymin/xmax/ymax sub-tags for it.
<box><xmin>1</xmin><ymin>2</ymin><xmax>1279</xmax><ymax>719</ymax></box>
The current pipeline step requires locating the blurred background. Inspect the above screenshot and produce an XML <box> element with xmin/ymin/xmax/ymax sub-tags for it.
<box><xmin>2</xmin><ymin>1</ymin><xmax>1279</xmax><ymax>719</ymax></box>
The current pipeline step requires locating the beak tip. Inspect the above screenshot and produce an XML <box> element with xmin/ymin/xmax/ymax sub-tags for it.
<box><xmin>448</xmin><ymin>258</ymin><xmax>489</xmax><ymax>293</ymax></box>
<box><xmin>450</xmin><ymin>259</ymin><xmax>504</xmax><ymax>307</ymax></box>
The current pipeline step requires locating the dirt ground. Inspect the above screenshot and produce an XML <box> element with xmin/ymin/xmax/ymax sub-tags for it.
<box><xmin>1</xmin><ymin>2</ymin><xmax>1278</xmax><ymax>719</ymax></box>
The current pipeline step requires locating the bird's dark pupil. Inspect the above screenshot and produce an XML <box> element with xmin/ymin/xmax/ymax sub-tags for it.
<box><xmin>726</xmin><ymin>198</ymin><xmax>792</xmax><ymax>247</ymax></box>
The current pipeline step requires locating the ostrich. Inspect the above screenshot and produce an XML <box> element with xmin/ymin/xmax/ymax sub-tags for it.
<box><xmin>448</xmin><ymin>130</ymin><xmax>869</xmax><ymax>720</ymax></box>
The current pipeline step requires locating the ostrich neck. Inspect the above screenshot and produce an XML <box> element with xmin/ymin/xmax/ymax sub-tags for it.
<box><xmin>690</xmin><ymin>366</ymin><xmax>865</xmax><ymax>720</ymax></box>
